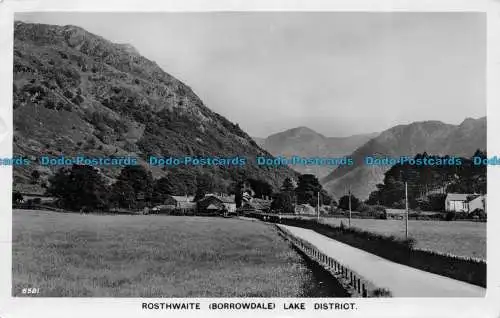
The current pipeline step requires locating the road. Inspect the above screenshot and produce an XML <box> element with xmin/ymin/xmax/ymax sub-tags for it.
<box><xmin>278</xmin><ymin>224</ymin><xmax>486</xmax><ymax>297</ymax></box>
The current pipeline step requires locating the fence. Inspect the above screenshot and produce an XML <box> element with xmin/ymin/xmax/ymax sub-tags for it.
<box><xmin>276</xmin><ymin>224</ymin><xmax>386</xmax><ymax>298</ymax></box>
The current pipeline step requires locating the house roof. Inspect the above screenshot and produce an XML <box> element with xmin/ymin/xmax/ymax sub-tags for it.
<box><xmin>386</xmin><ymin>208</ymin><xmax>406</xmax><ymax>215</ymax></box>
<box><xmin>296</xmin><ymin>204</ymin><xmax>315</xmax><ymax>214</ymax></box>
<box><xmin>206</xmin><ymin>203</ymin><xmax>222</xmax><ymax>210</ymax></box>
<box><xmin>178</xmin><ymin>202</ymin><xmax>196</xmax><ymax>209</ymax></box>
<box><xmin>13</xmin><ymin>184</ymin><xmax>46</xmax><ymax>196</ymax></box>
<box><xmin>446</xmin><ymin>193</ymin><xmax>470</xmax><ymax>201</ymax></box>
<box><xmin>469</xmin><ymin>195</ymin><xmax>486</xmax><ymax>203</ymax></box>
<box><xmin>171</xmin><ymin>195</ymin><xmax>194</xmax><ymax>202</ymax></box>
<box><xmin>152</xmin><ymin>205</ymin><xmax>174</xmax><ymax>210</ymax></box>
<box><xmin>246</xmin><ymin>198</ymin><xmax>272</xmax><ymax>210</ymax></box>
<box><xmin>202</xmin><ymin>194</ymin><xmax>235</xmax><ymax>204</ymax></box>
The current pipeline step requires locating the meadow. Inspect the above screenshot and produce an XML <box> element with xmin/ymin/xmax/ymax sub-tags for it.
<box><xmin>319</xmin><ymin>217</ymin><xmax>486</xmax><ymax>259</ymax></box>
<box><xmin>13</xmin><ymin>209</ymin><xmax>326</xmax><ymax>297</ymax></box>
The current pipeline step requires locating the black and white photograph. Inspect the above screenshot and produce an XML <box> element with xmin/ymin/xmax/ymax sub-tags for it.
<box><xmin>9</xmin><ymin>10</ymin><xmax>488</xmax><ymax>301</ymax></box>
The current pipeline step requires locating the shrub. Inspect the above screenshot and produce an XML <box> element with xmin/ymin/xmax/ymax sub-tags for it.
<box><xmin>445</xmin><ymin>211</ymin><xmax>456</xmax><ymax>221</ymax></box>
<box><xmin>44</xmin><ymin>99</ymin><xmax>56</xmax><ymax>109</ymax></box>
<box><xmin>371</xmin><ymin>288</ymin><xmax>392</xmax><ymax>297</ymax></box>
<box><xmin>63</xmin><ymin>90</ymin><xmax>74</xmax><ymax>99</ymax></box>
<box><xmin>71</xmin><ymin>94</ymin><xmax>84</xmax><ymax>105</ymax></box>
<box><xmin>63</xmin><ymin>103</ymin><xmax>72</xmax><ymax>112</ymax></box>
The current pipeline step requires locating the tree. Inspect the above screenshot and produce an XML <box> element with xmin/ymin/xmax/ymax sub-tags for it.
<box><xmin>247</xmin><ymin>178</ymin><xmax>273</xmax><ymax>199</ymax></box>
<box><xmin>116</xmin><ymin>165</ymin><xmax>154</xmax><ymax>203</ymax></box>
<box><xmin>30</xmin><ymin>170</ymin><xmax>41</xmax><ymax>184</ymax></box>
<box><xmin>233</xmin><ymin>180</ymin><xmax>244</xmax><ymax>208</ymax></box>
<box><xmin>295</xmin><ymin>174</ymin><xmax>322</xmax><ymax>206</ymax></box>
<box><xmin>12</xmin><ymin>191</ymin><xmax>23</xmax><ymax>205</ymax></box>
<box><xmin>194</xmin><ymin>174</ymin><xmax>214</xmax><ymax>201</ymax></box>
<box><xmin>271</xmin><ymin>192</ymin><xmax>294</xmax><ymax>214</ymax></box>
<box><xmin>110</xmin><ymin>180</ymin><xmax>136</xmax><ymax>209</ymax></box>
<box><xmin>47</xmin><ymin>165</ymin><xmax>109</xmax><ymax>211</ymax></box>
<box><xmin>152</xmin><ymin>177</ymin><xmax>175</xmax><ymax>204</ymax></box>
<box><xmin>338</xmin><ymin>194</ymin><xmax>360</xmax><ymax>211</ymax></box>
<box><xmin>280</xmin><ymin>177</ymin><xmax>296</xmax><ymax>192</ymax></box>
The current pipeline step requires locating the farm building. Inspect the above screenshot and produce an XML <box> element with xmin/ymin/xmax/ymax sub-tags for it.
<box><xmin>295</xmin><ymin>204</ymin><xmax>316</xmax><ymax>215</ymax></box>
<box><xmin>445</xmin><ymin>193</ymin><xmax>487</xmax><ymax>213</ymax></box>
<box><xmin>445</xmin><ymin>193</ymin><xmax>469</xmax><ymax>213</ymax></box>
<box><xmin>386</xmin><ymin>208</ymin><xmax>406</xmax><ymax>220</ymax></box>
<box><xmin>164</xmin><ymin>195</ymin><xmax>195</xmax><ymax>208</ymax></box>
<box><xmin>162</xmin><ymin>195</ymin><xmax>196</xmax><ymax>213</ymax></box>
<box><xmin>196</xmin><ymin>194</ymin><xmax>236</xmax><ymax>216</ymax></box>
<box><xmin>150</xmin><ymin>204</ymin><xmax>175</xmax><ymax>214</ymax></box>
<box><xmin>13</xmin><ymin>183</ymin><xmax>56</xmax><ymax>204</ymax></box>
<box><xmin>240</xmin><ymin>198</ymin><xmax>272</xmax><ymax>214</ymax></box>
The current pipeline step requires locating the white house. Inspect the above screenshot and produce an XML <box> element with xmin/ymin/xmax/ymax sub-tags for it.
<box><xmin>445</xmin><ymin>193</ymin><xmax>469</xmax><ymax>212</ymax></box>
<box><xmin>445</xmin><ymin>193</ymin><xmax>487</xmax><ymax>213</ymax></box>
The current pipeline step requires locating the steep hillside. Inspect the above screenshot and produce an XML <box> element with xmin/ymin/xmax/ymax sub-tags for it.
<box><xmin>321</xmin><ymin>118</ymin><xmax>486</xmax><ymax>200</ymax></box>
<box><xmin>257</xmin><ymin>127</ymin><xmax>378</xmax><ymax>178</ymax></box>
<box><xmin>252</xmin><ymin>137</ymin><xmax>266</xmax><ymax>148</ymax></box>
<box><xmin>13</xmin><ymin>21</ymin><xmax>297</xmax><ymax>193</ymax></box>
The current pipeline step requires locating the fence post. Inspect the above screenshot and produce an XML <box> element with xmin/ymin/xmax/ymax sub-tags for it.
<box><xmin>350</xmin><ymin>272</ymin><xmax>353</xmax><ymax>285</ymax></box>
<box><xmin>362</xmin><ymin>284</ymin><xmax>367</xmax><ymax>297</ymax></box>
<box><xmin>357</xmin><ymin>279</ymin><xmax>361</xmax><ymax>294</ymax></box>
<box><xmin>353</xmin><ymin>275</ymin><xmax>357</xmax><ymax>289</ymax></box>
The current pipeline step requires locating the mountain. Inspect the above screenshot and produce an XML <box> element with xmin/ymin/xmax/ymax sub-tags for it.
<box><xmin>321</xmin><ymin>118</ymin><xmax>486</xmax><ymax>200</ymax></box>
<box><xmin>252</xmin><ymin>137</ymin><xmax>266</xmax><ymax>148</ymax></box>
<box><xmin>12</xmin><ymin>21</ymin><xmax>297</xmax><ymax>193</ymax></box>
<box><xmin>256</xmin><ymin>127</ymin><xmax>378</xmax><ymax>178</ymax></box>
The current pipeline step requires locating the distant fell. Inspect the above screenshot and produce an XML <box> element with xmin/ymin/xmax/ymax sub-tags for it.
<box><xmin>321</xmin><ymin>117</ymin><xmax>486</xmax><ymax>200</ymax></box>
<box><xmin>256</xmin><ymin>127</ymin><xmax>378</xmax><ymax>178</ymax></box>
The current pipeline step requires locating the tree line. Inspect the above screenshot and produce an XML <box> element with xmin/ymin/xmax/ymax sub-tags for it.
<box><xmin>365</xmin><ymin>150</ymin><xmax>487</xmax><ymax>211</ymax></box>
<box><xmin>15</xmin><ymin>164</ymin><xmax>333</xmax><ymax>213</ymax></box>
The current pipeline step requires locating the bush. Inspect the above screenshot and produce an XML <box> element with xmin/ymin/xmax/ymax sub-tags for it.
<box><xmin>63</xmin><ymin>103</ymin><xmax>72</xmax><ymax>112</ymax></box>
<box><xmin>371</xmin><ymin>288</ymin><xmax>392</xmax><ymax>297</ymax></box>
<box><xmin>44</xmin><ymin>99</ymin><xmax>56</xmax><ymax>109</ymax></box>
<box><xmin>63</xmin><ymin>90</ymin><xmax>74</xmax><ymax>99</ymax></box>
<box><xmin>469</xmin><ymin>209</ymin><xmax>486</xmax><ymax>221</ymax></box>
<box><xmin>71</xmin><ymin>94</ymin><xmax>84</xmax><ymax>105</ymax></box>
<box><xmin>445</xmin><ymin>211</ymin><xmax>456</xmax><ymax>221</ymax></box>
<box><xmin>357</xmin><ymin>203</ymin><xmax>386</xmax><ymax>218</ymax></box>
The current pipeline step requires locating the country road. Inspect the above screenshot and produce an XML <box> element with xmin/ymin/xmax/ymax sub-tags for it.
<box><xmin>278</xmin><ymin>224</ymin><xmax>486</xmax><ymax>297</ymax></box>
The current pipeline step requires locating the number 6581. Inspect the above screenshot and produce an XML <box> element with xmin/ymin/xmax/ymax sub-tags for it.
<box><xmin>21</xmin><ymin>288</ymin><xmax>40</xmax><ymax>294</ymax></box>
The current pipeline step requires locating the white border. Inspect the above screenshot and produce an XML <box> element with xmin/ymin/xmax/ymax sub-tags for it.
<box><xmin>1</xmin><ymin>1</ymin><xmax>499</xmax><ymax>317</ymax></box>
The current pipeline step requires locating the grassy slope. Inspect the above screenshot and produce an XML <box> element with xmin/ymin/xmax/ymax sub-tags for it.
<box><xmin>13</xmin><ymin>22</ymin><xmax>297</xmax><ymax>189</ymax></box>
<box><xmin>13</xmin><ymin>210</ymin><xmax>313</xmax><ymax>297</ymax></box>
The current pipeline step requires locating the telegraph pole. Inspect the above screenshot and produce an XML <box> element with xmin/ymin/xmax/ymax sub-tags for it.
<box><xmin>317</xmin><ymin>191</ymin><xmax>320</xmax><ymax>221</ymax></box>
<box><xmin>348</xmin><ymin>186</ymin><xmax>352</xmax><ymax>228</ymax></box>
<box><xmin>405</xmin><ymin>181</ymin><xmax>409</xmax><ymax>240</ymax></box>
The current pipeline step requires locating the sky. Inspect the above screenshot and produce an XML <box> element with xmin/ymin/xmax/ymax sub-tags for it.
<box><xmin>16</xmin><ymin>12</ymin><xmax>486</xmax><ymax>138</ymax></box>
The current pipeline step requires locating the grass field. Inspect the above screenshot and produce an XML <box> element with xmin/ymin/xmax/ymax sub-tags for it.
<box><xmin>13</xmin><ymin>209</ymin><xmax>328</xmax><ymax>297</ymax></box>
<box><xmin>319</xmin><ymin>218</ymin><xmax>486</xmax><ymax>259</ymax></box>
